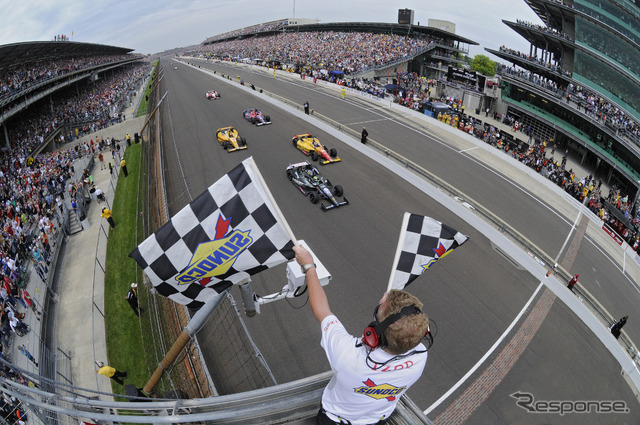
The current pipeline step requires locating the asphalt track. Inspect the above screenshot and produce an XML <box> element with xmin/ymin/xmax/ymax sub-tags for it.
<box><xmin>158</xmin><ymin>58</ymin><xmax>638</xmax><ymax>424</ymax></box>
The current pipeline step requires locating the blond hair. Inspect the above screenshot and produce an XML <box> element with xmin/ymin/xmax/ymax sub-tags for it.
<box><xmin>380</xmin><ymin>290</ymin><xmax>429</xmax><ymax>354</ymax></box>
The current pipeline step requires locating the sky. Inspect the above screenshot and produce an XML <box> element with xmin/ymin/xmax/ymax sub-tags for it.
<box><xmin>0</xmin><ymin>0</ymin><xmax>543</xmax><ymax>59</ymax></box>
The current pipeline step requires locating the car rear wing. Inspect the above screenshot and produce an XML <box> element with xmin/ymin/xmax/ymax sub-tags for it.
<box><xmin>287</xmin><ymin>161</ymin><xmax>312</xmax><ymax>169</ymax></box>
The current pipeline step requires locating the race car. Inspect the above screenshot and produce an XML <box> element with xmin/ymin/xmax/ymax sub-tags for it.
<box><xmin>205</xmin><ymin>90</ymin><xmax>221</xmax><ymax>100</ymax></box>
<box><xmin>243</xmin><ymin>108</ymin><xmax>272</xmax><ymax>126</ymax></box>
<box><xmin>216</xmin><ymin>127</ymin><xmax>247</xmax><ymax>152</ymax></box>
<box><xmin>286</xmin><ymin>161</ymin><xmax>348</xmax><ymax>211</ymax></box>
<box><xmin>292</xmin><ymin>133</ymin><xmax>341</xmax><ymax>165</ymax></box>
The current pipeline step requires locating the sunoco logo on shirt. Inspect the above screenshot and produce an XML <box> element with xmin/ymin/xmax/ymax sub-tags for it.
<box><xmin>354</xmin><ymin>379</ymin><xmax>406</xmax><ymax>401</ymax></box>
<box><xmin>176</xmin><ymin>214</ymin><xmax>253</xmax><ymax>286</ymax></box>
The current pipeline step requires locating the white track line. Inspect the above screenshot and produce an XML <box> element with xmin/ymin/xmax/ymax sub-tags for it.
<box><xmin>424</xmin><ymin>281</ymin><xmax>545</xmax><ymax>415</ymax></box>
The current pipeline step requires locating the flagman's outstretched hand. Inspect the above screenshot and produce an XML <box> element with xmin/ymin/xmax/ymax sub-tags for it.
<box><xmin>293</xmin><ymin>245</ymin><xmax>332</xmax><ymax>322</ymax></box>
<box><xmin>293</xmin><ymin>245</ymin><xmax>314</xmax><ymax>265</ymax></box>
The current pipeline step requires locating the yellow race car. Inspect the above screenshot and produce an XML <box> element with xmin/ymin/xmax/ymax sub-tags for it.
<box><xmin>292</xmin><ymin>133</ymin><xmax>341</xmax><ymax>165</ymax></box>
<box><xmin>216</xmin><ymin>127</ymin><xmax>247</xmax><ymax>152</ymax></box>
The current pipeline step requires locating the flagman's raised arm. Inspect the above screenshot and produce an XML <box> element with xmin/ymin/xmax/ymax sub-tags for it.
<box><xmin>293</xmin><ymin>245</ymin><xmax>332</xmax><ymax>323</ymax></box>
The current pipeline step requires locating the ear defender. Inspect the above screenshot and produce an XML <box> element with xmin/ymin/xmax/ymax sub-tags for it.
<box><xmin>362</xmin><ymin>322</ymin><xmax>381</xmax><ymax>349</ymax></box>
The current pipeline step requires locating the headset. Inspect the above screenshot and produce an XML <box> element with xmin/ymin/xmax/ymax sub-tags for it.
<box><xmin>362</xmin><ymin>304</ymin><xmax>433</xmax><ymax>350</ymax></box>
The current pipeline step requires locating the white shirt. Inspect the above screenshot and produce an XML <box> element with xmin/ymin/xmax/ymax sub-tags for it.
<box><xmin>320</xmin><ymin>315</ymin><xmax>427</xmax><ymax>424</ymax></box>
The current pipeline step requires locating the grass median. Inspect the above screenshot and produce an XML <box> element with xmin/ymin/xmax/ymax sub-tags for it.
<box><xmin>101</xmin><ymin>143</ymin><xmax>149</xmax><ymax>396</ymax></box>
<box><xmin>136</xmin><ymin>60</ymin><xmax>158</xmax><ymax>118</ymax></box>
<box><xmin>102</xmin><ymin>142</ymin><xmax>196</xmax><ymax>400</ymax></box>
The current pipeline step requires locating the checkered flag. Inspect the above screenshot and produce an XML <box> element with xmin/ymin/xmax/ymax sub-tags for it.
<box><xmin>388</xmin><ymin>213</ymin><xmax>469</xmax><ymax>291</ymax></box>
<box><xmin>130</xmin><ymin>157</ymin><xmax>296</xmax><ymax>309</ymax></box>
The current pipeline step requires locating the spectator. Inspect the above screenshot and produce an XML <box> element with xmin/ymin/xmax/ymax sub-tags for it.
<box><xmin>101</xmin><ymin>208</ymin><xmax>115</xmax><ymax>228</ymax></box>
<box><xmin>95</xmin><ymin>361</ymin><xmax>127</xmax><ymax>385</ymax></box>
<box><xmin>610</xmin><ymin>315</ymin><xmax>629</xmax><ymax>339</ymax></box>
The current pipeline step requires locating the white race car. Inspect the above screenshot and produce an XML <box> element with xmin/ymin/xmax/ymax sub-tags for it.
<box><xmin>205</xmin><ymin>90</ymin><xmax>221</xmax><ymax>100</ymax></box>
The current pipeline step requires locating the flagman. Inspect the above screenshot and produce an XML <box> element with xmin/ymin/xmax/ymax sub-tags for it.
<box><xmin>293</xmin><ymin>244</ymin><xmax>430</xmax><ymax>425</ymax></box>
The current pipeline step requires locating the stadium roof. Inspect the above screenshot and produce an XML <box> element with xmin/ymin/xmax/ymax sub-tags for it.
<box><xmin>0</xmin><ymin>41</ymin><xmax>134</xmax><ymax>71</ymax></box>
<box><xmin>286</xmin><ymin>22</ymin><xmax>478</xmax><ymax>45</ymax></box>
<box><xmin>205</xmin><ymin>21</ymin><xmax>478</xmax><ymax>46</ymax></box>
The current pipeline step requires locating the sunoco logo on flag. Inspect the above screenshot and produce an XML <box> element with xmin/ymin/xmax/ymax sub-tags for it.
<box><xmin>176</xmin><ymin>214</ymin><xmax>253</xmax><ymax>286</ymax></box>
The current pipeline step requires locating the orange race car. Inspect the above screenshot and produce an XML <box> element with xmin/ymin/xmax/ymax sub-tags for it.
<box><xmin>292</xmin><ymin>133</ymin><xmax>341</xmax><ymax>165</ymax></box>
<box><xmin>216</xmin><ymin>127</ymin><xmax>247</xmax><ymax>152</ymax></box>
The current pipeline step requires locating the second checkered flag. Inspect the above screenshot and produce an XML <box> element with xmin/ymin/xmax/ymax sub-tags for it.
<box><xmin>388</xmin><ymin>213</ymin><xmax>469</xmax><ymax>291</ymax></box>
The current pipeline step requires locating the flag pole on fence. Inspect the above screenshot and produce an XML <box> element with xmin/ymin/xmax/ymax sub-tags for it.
<box><xmin>143</xmin><ymin>289</ymin><xmax>229</xmax><ymax>394</ymax></box>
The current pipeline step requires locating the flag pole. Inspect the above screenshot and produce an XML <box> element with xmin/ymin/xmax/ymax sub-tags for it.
<box><xmin>386</xmin><ymin>212</ymin><xmax>410</xmax><ymax>293</ymax></box>
<box><xmin>143</xmin><ymin>289</ymin><xmax>228</xmax><ymax>394</ymax></box>
<box><xmin>244</xmin><ymin>157</ymin><xmax>299</xmax><ymax>247</ymax></box>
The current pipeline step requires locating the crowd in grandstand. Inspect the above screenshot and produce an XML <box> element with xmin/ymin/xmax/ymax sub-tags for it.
<box><xmin>0</xmin><ymin>145</ymin><xmax>78</xmax><ymax>358</ymax></box>
<box><xmin>515</xmin><ymin>19</ymin><xmax>574</xmax><ymax>42</ymax></box>
<box><xmin>496</xmin><ymin>62</ymin><xmax>640</xmax><ymax>144</ymax></box>
<box><xmin>0</xmin><ymin>52</ymin><xmax>148</xmax><ymax>384</ymax></box>
<box><xmin>194</xmin><ymin>31</ymin><xmax>437</xmax><ymax>75</ymax></box>
<box><xmin>497</xmin><ymin>46</ymin><xmax>571</xmax><ymax>77</ymax></box>
<box><xmin>362</xmin><ymin>66</ymin><xmax>640</xmax><ymax>246</ymax></box>
<box><xmin>1</xmin><ymin>55</ymin><xmax>136</xmax><ymax>103</ymax></box>
<box><xmin>3</xmin><ymin>63</ymin><xmax>148</xmax><ymax>157</ymax></box>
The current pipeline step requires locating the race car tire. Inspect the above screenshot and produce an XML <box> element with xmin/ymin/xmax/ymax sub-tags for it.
<box><xmin>287</xmin><ymin>171</ymin><xmax>293</xmax><ymax>181</ymax></box>
<box><xmin>251</xmin><ymin>118</ymin><xmax>256</xmax><ymax>124</ymax></box>
<box><xmin>333</xmin><ymin>185</ymin><xmax>344</xmax><ymax>197</ymax></box>
<box><xmin>309</xmin><ymin>192</ymin><xmax>319</xmax><ymax>204</ymax></box>
<box><xmin>292</xmin><ymin>138</ymin><xmax>298</xmax><ymax>147</ymax></box>
<box><xmin>329</xmin><ymin>148</ymin><xmax>337</xmax><ymax>157</ymax></box>
<box><xmin>223</xmin><ymin>141</ymin><xmax>229</xmax><ymax>150</ymax></box>
<box><xmin>310</xmin><ymin>152</ymin><xmax>318</xmax><ymax>161</ymax></box>
<box><xmin>240</xmin><ymin>137</ymin><xmax>247</xmax><ymax>146</ymax></box>
<box><xmin>265</xmin><ymin>115</ymin><xmax>271</xmax><ymax>122</ymax></box>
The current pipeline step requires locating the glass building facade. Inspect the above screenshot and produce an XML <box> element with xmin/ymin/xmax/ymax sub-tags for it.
<box><xmin>489</xmin><ymin>0</ymin><xmax>640</xmax><ymax>193</ymax></box>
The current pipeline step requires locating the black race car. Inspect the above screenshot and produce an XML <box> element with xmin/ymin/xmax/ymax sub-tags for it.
<box><xmin>286</xmin><ymin>161</ymin><xmax>348</xmax><ymax>211</ymax></box>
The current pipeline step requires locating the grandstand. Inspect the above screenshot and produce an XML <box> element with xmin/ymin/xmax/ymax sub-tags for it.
<box><xmin>195</xmin><ymin>19</ymin><xmax>478</xmax><ymax>80</ymax></box>
<box><xmin>1</xmin><ymin>41</ymin><xmax>145</xmax><ymax>156</ymax></box>
<box><xmin>0</xmin><ymin>41</ymin><xmax>151</xmax><ymax>423</ymax></box>
<box><xmin>485</xmin><ymin>0</ymin><xmax>640</xmax><ymax>201</ymax></box>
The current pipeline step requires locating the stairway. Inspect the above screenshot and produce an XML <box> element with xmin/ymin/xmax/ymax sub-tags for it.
<box><xmin>68</xmin><ymin>212</ymin><xmax>83</xmax><ymax>235</ymax></box>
